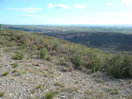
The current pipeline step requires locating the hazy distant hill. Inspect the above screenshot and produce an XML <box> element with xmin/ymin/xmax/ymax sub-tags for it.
<box><xmin>8</xmin><ymin>25</ymin><xmax>132</xmax><ymax>34</ymax></box>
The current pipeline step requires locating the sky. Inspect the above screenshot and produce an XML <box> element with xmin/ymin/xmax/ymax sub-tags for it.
<box><xmin>0</xmin><ymin>0</ymin><xmax>132</xmax><ymax>25</ymax></box>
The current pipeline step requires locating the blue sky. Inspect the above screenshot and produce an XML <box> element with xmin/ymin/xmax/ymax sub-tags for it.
<box><xmin>0</xmin><ymin>0</ymin><xmax>132</xmax><ymax>25</ymax></box>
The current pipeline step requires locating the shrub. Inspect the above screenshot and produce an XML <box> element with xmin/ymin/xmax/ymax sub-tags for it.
<box><xmin>0</xmin><ymin>65</ymin><xmax>3</xmax><ymax>68</ymax></box>
<box><xmin>107</xmin><ymin>53</ymin><xmax>132</xmax><ymax>78</ymax></box>
<box><xmin>2</xmin><ymin>72</ymin><xmax>9</xmax><ymax>76</ymax></box>
<box><xmin>0</xmin><ymin>92</ymin><xmax>5</xmax><ymax>97</ymax></box>
<box><xmin>55</xmin><ymin>82</ymin><xmax>65</xmax><ymax>87</ymax></box>
<box><xmin>12</xmin><ymin>62</ymin><xmax>18</xmax><ymax>68</ymax></box>
<box><xmin>110</xmin><ymin>88</ymin><xmax>119</xmax><ymax>95</ymax></box>
<box><xmin>13</xmin><ymin>51</ymin><xmax>24</xmax><ymax>60</ymax></box>
<box><xmin>93</xmin><ymin>78</ymin><xmax>103</xmax><ymax>83</ymax></box>
<box><xmin>70</xmin><ymin>54</ymin><xmax>84</xmax><ymax>68</ymax></box>
<box><xmin>88</xmin><ymin>54</ymin><xmax>105</xmax><ymax>73</ymax></box>
<box><xmin>46</xmin><ymin>55</ymin><xmax>52</xmax><ymax>61</ymax></box>
<box><xmin>31</xmin><ymin>44</ymin><xmax>38</xmax><ymax>50</ymax></box>
<box><xmin>40</xmin><ymin>48</ymin><xmax>49</xmax><ymax>59</ymax></box>
<box><xmin>17</xmin><ymin>71</ymin><xmax>25</xmax><ymax>76</ymax></box>
<box><xmin>36</xmin><ymin>84</ymin><xmax>42</xmax><ymax>89</ymax></box>
<box><xmin>45</xmin><ymin>91</ymin><xmax>56</xmax><ymax>99</ymax></box>
<box><xmin>60</xmin><ymin>57</ymin><xmax>67</xmax><ymax>66</ymax></box>
<box><xmin>12</xmin><ymin>69</ymin><xmax>17</xmax><ymax>73</ymax></box>
<box><xmin>21</xmin><ymin>44</ymin><xmax>27</xmax><ymax>49</ymax></box>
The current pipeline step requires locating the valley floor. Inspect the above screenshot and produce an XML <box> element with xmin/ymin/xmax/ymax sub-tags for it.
<box><xmin>0</xmin><ymin>46</ymin><xmax>132</xmax><ymax>99</ymax></box>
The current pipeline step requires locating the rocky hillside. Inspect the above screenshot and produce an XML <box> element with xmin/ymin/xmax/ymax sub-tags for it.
<box><xmin>0</xmin><ymin>29</ymin><xmax>132</xmax><ymax>99</ymax></box>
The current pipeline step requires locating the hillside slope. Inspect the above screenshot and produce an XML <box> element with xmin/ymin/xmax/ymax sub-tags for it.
<box><xmin>0</xmin><ymin>29</ymin><xmax>132</xmax><ymax>99</ymax></box>
<box><xmin>44</xmin><ymin>32</ymin><xmax>132</xmax><ymax>52</ymax></box>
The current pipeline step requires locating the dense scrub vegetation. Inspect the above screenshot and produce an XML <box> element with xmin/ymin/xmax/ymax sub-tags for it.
<box><xmin>107</xmin><ymin>54</ymin><xmax>132</xmax><ymax>78</ymax></box>
<box><xmin>0</xmin><ymin>29</ymin><xmax>132</xmax><ymax>78</ymax></box>
<box><xmin>44</xmin><ymin>32</ymin><xmax>132</xmax><ymax>52</ymax></box>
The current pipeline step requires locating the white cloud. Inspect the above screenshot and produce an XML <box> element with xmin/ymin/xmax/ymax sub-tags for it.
<box><xmin>48</xmin><ymin>3</ymin><xmax>88</xmax><ymax>9</ymax></box>
<box><xmin>107</xmin><ymin>2</ymin><xmax>112</xmax><ymax>6</ymax></box>
<box><xmin>74</xmin><ymin>4</ymin><xmax>88</xmax><ymax>8</ymax></box>
<box><xmin>56</xmin><ymin>4</ymin><xmax>72</xmax><ymax>9</ymax></box>
<box><xmin>122</xmin><ymin>0</ymin><xmax>132</xmax><ymax>6</ymax></box>
<box><xmin>48</xmin><ymin>3</ymin><xmax>54</xmax><ymax>8</ymax></box>
<box><xmin>7</xmin><ymin>8</ymin><xmax>42</xmax><ymax>13</ymax></box>
<box><xmin>48</xmin><ymin>3</ymin><xmax>72</xmax><ymax>9</ymax></box>
<box><xmin>21</xmin><ymin>15</ymin><xmax>40</xmax><ymax>18</ymax></box>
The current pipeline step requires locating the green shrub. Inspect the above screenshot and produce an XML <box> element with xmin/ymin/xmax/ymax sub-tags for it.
<box><xmin>13</xmin><ymin>51</ymin><xmax>24</xmax><ymax>60</ymax></box>
<box><xmin>12</xmin><ymin>62</ymin><xmax>18</xmax><ymax>68</ymax></box>
<box><xmin>0</xmin><ymin>92</ymin><xmax>5</xmax><ymax>97</ymax></box>
<box><xmin>107</xmin><ymin>53</ymin><xmax>132</xmax><ymax>78</ymax></box>
<box><xmin>88</xmin><ymin>54</ymin><xmax>105</xmax><ymax>73</ymax></box>
<box><xmin>17</xmin><ymin>71</ymin><xmax>25</xmax><ymax>76</ymax></box>
<box><xmin>31</xmin><ymin>44</ymin><xmax>38</xmax><ymax>50</ymax></box>
<box><xmin>46</xmin><ymin>55</ymin><xmax>52</xmax><ymax>61</ymax></box>
<box><xmin>12</xmin><ymin>69</ymin><xmax>17</xmax><ymax>73</ymax></box>
<box><xmin>2</xmin><ymin>72</ymin><xmax>9</xmax><ymax>76</ymax></box>
<box><xmin>55</xmin><ymin>82</ymin><xmax>65</xmax><ymax>87</ymax></box>
<box><xmin>45</xmin><ymin>91</ymin><xmax>56</xmax><ymax>99</ymax></box>
<box><xmin>21</xmin><ymin>44</ymin><xmax>27</xmax><ymax>49</ymax></box>
<box><xmin>110</xmin><ymin>88</ymin><xmax>119</xmax><ymax>95</ymax></box>
<box><xmin>40</xmin><ymin>48</ymin><xmax>49</xmax><ymax>59</ymax></box>
<box><xmin>70</xmin><ymin>54</ymin><xmax>84</xmax><ymax>68</ymax></box>
<box><xmin>0</xmin><ymin>65</ymin><xmax>3</xmax><ymax>68</ymax></box>
<box><xmin>60</xmin><ymin>57</ymin><xmax>67</xmax><ymax>66</ymax></box>
<box><xmin>36</xmin><ymin>84</ymin><xmax>42</xmax><ymax>89</ymax></box>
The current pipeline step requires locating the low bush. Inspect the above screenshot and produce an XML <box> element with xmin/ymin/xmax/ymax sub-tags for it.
<box><xmin>0</xmin><ymin>92</ymin><xmax>5</xmax><ymax>97</ymax></box>
<box><xmin>70</xmin><ymin>54</ymin><xmax>84</xmax><ymax>68</ymax></box>
<box><xmin>88</xmin><ymin>54</ymin><xmax>105</xmax><ymax>73</ymax></box>
<box><xmin>12</xmin><ymin>62</ymin><xmax>18</xmax><ymax>68</ymax></box>
<box><xmin>46</xmin><ymin>55</ymin><xmax>52</xmax><ymax>61</ymax></box>
<box><xmin>12</xmin><ymin>69</ymin><xmax>17</xmax><ymax>73</ymax></box>
<box><xmin>107</xmin><ymin>53</ymin><xmax>132</xmax><ymax>78</ymax></box>
<box><xmin>60</xmin><ymin>57</ymin><xmax>67</xmax><ymax>66</ymax></box>
<box><xmin>45</xmin><ymin>91</ymin><xmax>57</xmax><ymax>99</ymax></box>
<box><xmin>13</xmin><ymin>51</ymin><xmax>24</xmax><ymax>60</ymax></box>
<box><xmin>21</xmin><ymin>44</ymin><xmax>27</xmax><ymax>49</ymax></box>
<box><xmin>110</xmin><ymin>88</ymin><xmax>119</xmax><ymax>95</ymax></box>
<box><xmin>2</xmin><ymin>72</ymin><xmax>9</xmax><ymax>76</ymax></box>
<box><xmin>40</xmin><ymin>48</ymin><xmax>49</xmax><ymax>59</ymax></box>
<box><xmin>0</xmin><ymin>65</ymin><xmax>3</xmax><ymax>68</ymax></box>
<box><xmin>36</xmin><ymin>84</ymin><xmax>43</xmax><ymax>89</ymax></box>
